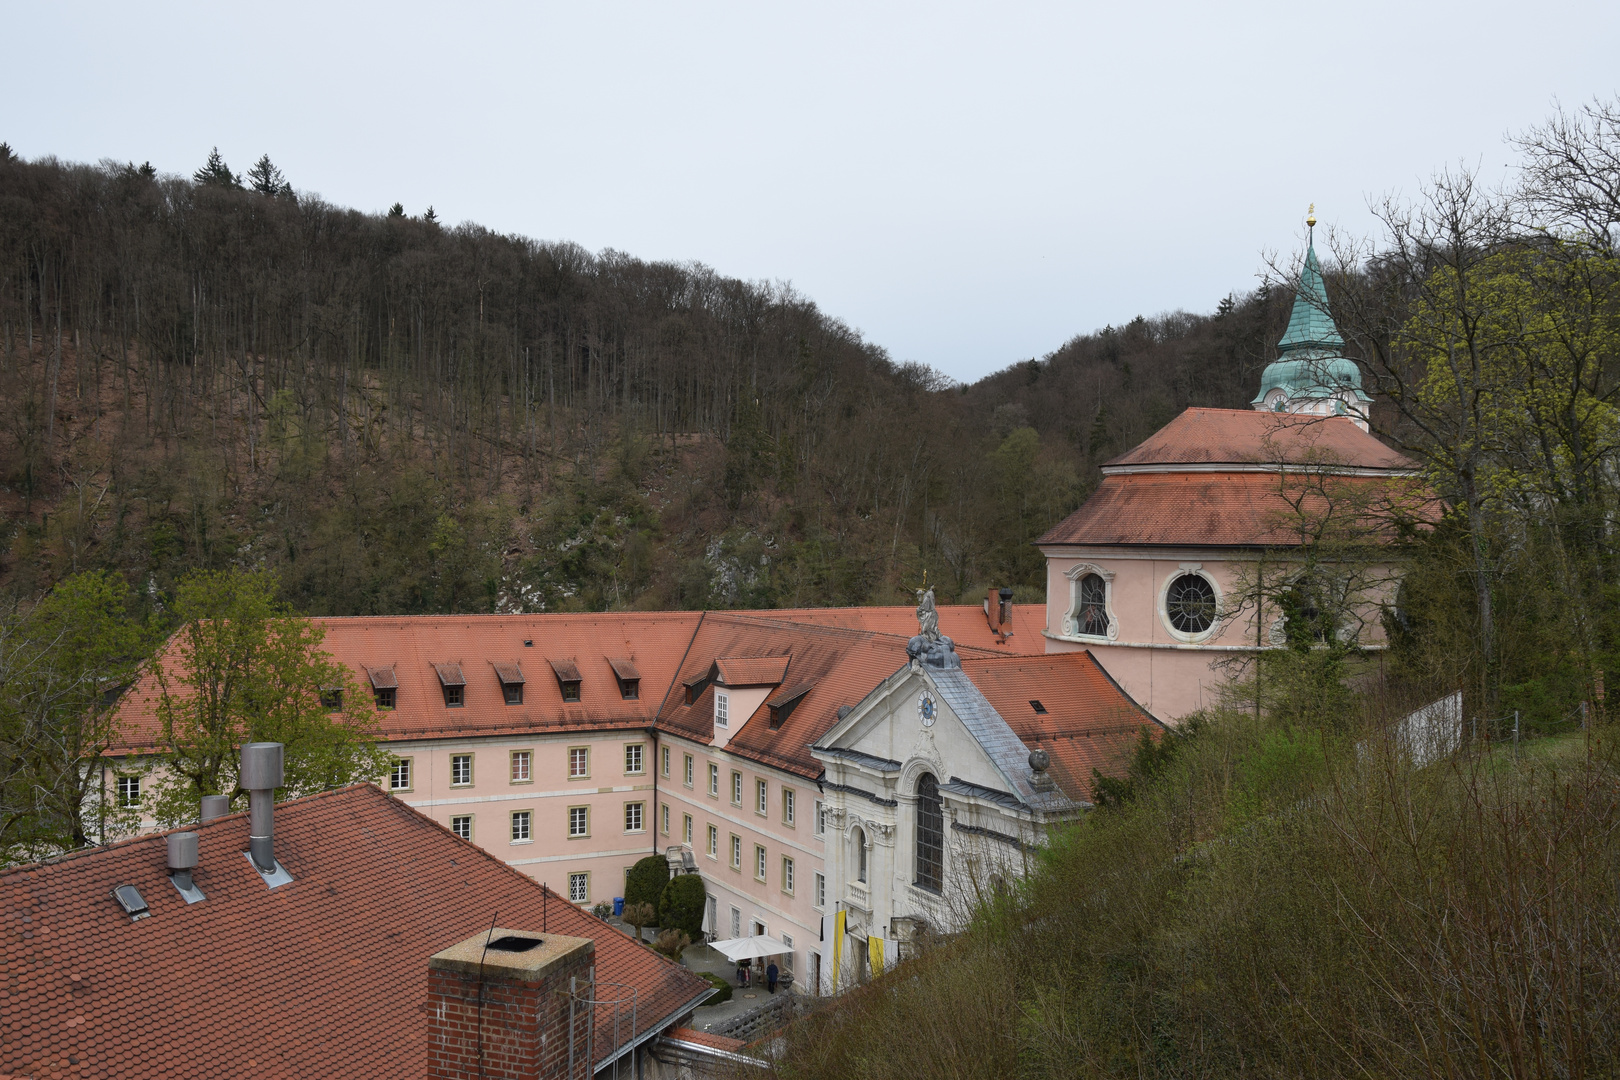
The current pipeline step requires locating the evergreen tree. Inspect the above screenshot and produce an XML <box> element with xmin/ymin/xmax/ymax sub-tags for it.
<box><xmin>422</xmin><ymin>205</ymin><xmax>438</xmax><ymax>224</ymax></box>
<box><xmin>193</xmin><ymin>147</ymin><xmax>240</xmax><ymax>188</ymax></box>
<box><xmin>245</xmin><ymin>153</ymin><xmax>291</xmax><ymax>197</ymax></box>
<box><xmin>388</xmin><ymin>202</ymin><xmax>405</xmax><ymax>218</ymax></box>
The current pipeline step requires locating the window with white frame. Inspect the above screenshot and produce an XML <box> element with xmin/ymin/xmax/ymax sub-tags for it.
<box><xmin>569</xmin><ymin>872</ymin><xmax>589</xmax><ymax>903</ymax></box>
<box><xmin>568</xmin><ymin>747</ymin><xmax>589</xmax><ymax>778</ymax></box>
<box><xmin>450</xmin><ymin>754</ymin><xmax>473</xmax><ymax>786</ymax></box>
<box><xmin>755</xmin><ymin>845</ymin><xmax>767</xmax><ymax>881</ymax></box>
<box><xmin>661</xmin><ymin>746</ymin><xmax>670</xmax><ymax>777</ymax></box>
<box><xmin>661</xmin><ymin>803</ymin><xmax>670</xmax><ymax>834</ymax></box>
<box><xmin>511</xmin><ymin>750</ymin><xmax>532</xmax><ymax>783</ymax></box>
<box><xmin>709</xmin><ymin>763</ymin><xmax>719</xmax><ymax>796</ymax></box>
<box><xmin>731</xmin><ymin>771</ymin><xmax>742</xmax><ymax>805</ymax></box>
<box><xmin>684</xmin><ymin>754</ymin><xmax>694</xmax><ymax>786</ymax></box>
<box><xmin>707</xmin><ymin>824</ymin><xmax>718</xmax><ymax>857</ymax></box>
<box><xmin>569</xmin><ymin>806</ymin><xmax>589</xmax><ymax>837</ymax></box>
<box><xmin>783</xmin><ymin>788</ymin><xmax>796</xmax><ymax>825</ymax></box>
<box><xmin>511</xmin><ymin>810</ymin><xmax>532</xmax><ymax>842</ymax></box>
<box><xmin>814</xmin><ymin>871</ymin><xmax>826</xmax><ymax>909</ymax></box>
<box><xmin>683</xmin><ymin>814</ymin><xmax>693</xmax><ymax>844</ymax></box>
<box><xmin>815</xmin><ymin>800</ymin><xmax>825</xmax><ymax>835</ymax></box>
<box><xmin>625</xmin><ymin>802</ymin><xmax>644</xmax><ymax>832</ymax></box>
<box><xmin>730</xmin><ymin>834</ymin><xmax>742</xmax><ymax>870</ymax></box>
<box><xmin>730</xmin><ymin>906</ymin><xmax>741</xmax><ymax>939</ymax></box>
<box><xmin>625</xmin><ymin>744</ymin><xmax>644</xmax><ymax>775</ymax></box>
<box><xmin>450</xmin><ymin>815</ymin><xmax>472</xmax><ymax>840</ymax></box>
<box><xmin>390</xmin><ymin>758</ymin><xmax>412</xmax><ymax>791</ymax></box>
<box><xmin>715</xmin><ymin>691</ymin><xmax>729</xmax><ymax>727</ymax></box>
<box><xmin>782</xmin><ymin>855</ymin><xmax>795</xmax><ymax>894</ymax></box>
<box><xmin>1074</xmin><ymin>572</ymin><xmax>1111</xmax><ymax>637</ymax></box>
<box><xmin>116</xmin><ymin>775</ymin><xmax>141</xmax><ymax>808</ymax></box>
<box><xmin>756</xmin><ymin>778</ymin><xmax>768</xmax><ymax>815</ymax></box>
<box><xmin>780</xmin><ymin>933</ymin><xmax>794</xmax><ymax>971</ymax></box>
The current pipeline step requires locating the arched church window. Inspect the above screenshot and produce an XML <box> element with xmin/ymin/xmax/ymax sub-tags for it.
<box><xmin>1077</xmin><ymin>574</ymin><xmax>1109</xmax><ymax>637</ymax></box>
<box><xmin>853</xmin><ymin>827</ymin><xmax>867</xmax><ymax>883</ymax></box>
<box><xmin>1165</xmin><ymin>574</ymin><xmax>1217</xmax><ymax>635</ymax></box>
<box><xmin>914</xmin><ymin>774</ymin><xmax>944</xmax><ymax>893</ymax></box>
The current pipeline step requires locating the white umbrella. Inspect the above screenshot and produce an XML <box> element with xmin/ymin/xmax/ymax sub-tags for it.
<box><xmin>706</xmin><ymin>934</ymin><xmax>791</xmax><ymax>961</ymax></box>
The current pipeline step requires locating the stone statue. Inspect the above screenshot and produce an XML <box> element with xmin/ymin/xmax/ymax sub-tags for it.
<box><xmin>915</xmin><ymin>586</ymin><xmax>940</xmax><ymax>642</ymax></box>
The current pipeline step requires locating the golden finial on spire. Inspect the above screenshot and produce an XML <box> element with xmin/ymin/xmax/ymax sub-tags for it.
<box><xmin>1306</xmin><ymin>203</ymin><xmax>1317</xmax><ymax>229</ymax></box>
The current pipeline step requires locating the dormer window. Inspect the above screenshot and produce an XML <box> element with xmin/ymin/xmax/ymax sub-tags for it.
<box><xmin>549</xmin><ymin>658</ymin><xmax>582</xmax><ymax>703</ymax></box>
<box><xmin>715</xmin><ymin>691</ymin><xmax>729</xmax><ymax>727</ymax></box>
<box><xmin>607</xmin><ymin>657</ymin><xmax>641</xmax><ymax>700</ymax></box>
<box><xmin>766</xmin><ymin>683</ymin><xmax>813</xmax><ymax>729</ymax></box>
<box><xmin>434</xmin><ymin>663</ymin><xmax>466</xmax><ymax>708</ymax></box>
<box><xmin>366</xmin><ymin>666</ymin><xmax>398</xmax><ymax>710</ymax></box>
<box><xmin>493</xmin><ymin>662</ymin><xmax>525</xmax><ymax>706</ymax></box>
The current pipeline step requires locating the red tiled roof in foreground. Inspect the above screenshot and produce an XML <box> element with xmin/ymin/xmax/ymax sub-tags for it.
<box><xmin>960</xmin><ymin>651</ymin><xmax>1162</xmax><ymax>803</ymax></box>
<box><xmin>1101</xmin><ymin>408</ymin><xmax>1415</xmax><ymax>470</ymax></box>
<box><xmin>0</xmin><ymin>784</ymin><xmax>712</xmax><ymax>1080</ymax></box>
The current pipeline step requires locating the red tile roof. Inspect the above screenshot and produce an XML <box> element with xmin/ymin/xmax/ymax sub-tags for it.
<box><xmin>664</xmin><ymin>1027</ymin><xmax>747</xmax><ymax>1052</ymax></box>
<box><xmin>959</xmin><ymin>652</ymin><xmax>1161</xmax><ymax>802</ymax></box>
<box><xmin>0</xmin><ymin>784</ymin><xmax>712</xmax><ymax>1080</ymax></box>
<box><xmin>713</xmin><ymin>656</ymin><xmax>792</xmax><ymax>687</ymax></box>
<box><xmin>1101</xmin><ymin>408</ymin><xmax>1414</xmax><ymax>470</ymax></box>
<box><xmin>1038</xmin><ymin>470</ymin><xmax>1427</xmax><ymax>548</ymax></box>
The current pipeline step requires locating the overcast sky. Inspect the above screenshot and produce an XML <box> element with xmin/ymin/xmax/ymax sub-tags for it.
<box><xmin>8</xmin><ymin>2</ymin><xmax>1618</xmax><ymax>382</ymax></box>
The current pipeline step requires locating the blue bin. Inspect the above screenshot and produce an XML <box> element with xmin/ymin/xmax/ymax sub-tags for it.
<box><xmin>613</xmin><ymin>896</ymin><xmax>625</xmax><ymax>917</ymax></box>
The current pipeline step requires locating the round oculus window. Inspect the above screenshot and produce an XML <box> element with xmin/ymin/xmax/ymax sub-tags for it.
<box><xmin>1166</xmin><ymin>573</ymin><xmax>1217</xmax><ymax>635</ymax></box>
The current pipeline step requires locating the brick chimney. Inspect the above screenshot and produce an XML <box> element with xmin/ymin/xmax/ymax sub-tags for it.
<box><xmin>427</xmin><ymin>928</ymin><xmax>595</xmax><ymax>1080</ymax></box>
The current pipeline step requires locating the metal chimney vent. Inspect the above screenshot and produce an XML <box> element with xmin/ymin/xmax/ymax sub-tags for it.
<box><xmin>167</xmin><ymin>832</ymin><xmax>207</xmax><ymax>904</ymax></box>
<box><xmin>239</xmin><ymin>742</ymin><xmax>293</xmax><ymax>888</ymax></box>
<box><xmin>200</xmin><ymin>795</ymin><xmax>230</xmax><ymax>823</ymax></box>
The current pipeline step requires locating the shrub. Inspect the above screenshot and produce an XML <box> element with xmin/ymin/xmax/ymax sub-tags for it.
<box><xmin>624</xmin><ymin>854</ymin><xmax>670</xmax><ymax>909</ymax></box>
<box><xmin>698</xmin><ymin>970</ymin><xmax>732</xmax><ymax>1004</ymax></box>
<box><xmin>622</xmin><ymin>901</ymin><xmax>656</xmax><ymax>941</ymax></box>
<box><xmin>652</xmin><ymin>928</ymin><xmax>692</xmax><ymax>960</ymax></box>
<box><xmin>659</xmin><ymin>872</ymin><xmax>707</xmax><ymax>938</ymax></box>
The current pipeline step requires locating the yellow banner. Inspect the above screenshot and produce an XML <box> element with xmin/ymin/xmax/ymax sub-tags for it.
<box><xmin>831</xmin><ymin>909</ymin><xmax>846</xmax><ymax>989</ymax></box>
<box><xmin>869</xmin><ymin>933</ymin><xmax>885</xmax><ymax>978</ymax></box>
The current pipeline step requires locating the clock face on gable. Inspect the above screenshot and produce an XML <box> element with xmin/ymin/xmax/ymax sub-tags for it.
<box><xmin>917</xmin><ymin>691</ymin><xmax>937</xmax><ymax>727</ymax></box>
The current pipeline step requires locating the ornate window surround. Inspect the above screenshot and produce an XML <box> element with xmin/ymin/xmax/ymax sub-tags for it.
<box><xmin>1061</xmin><ymin>562</ymin><xmax>1118</xmax><ymax>641</ymax></box>
<box><xmin>1159</xmin><ymin>563</ymin><xmax>1223</xmax><ymax>643</ymax></box>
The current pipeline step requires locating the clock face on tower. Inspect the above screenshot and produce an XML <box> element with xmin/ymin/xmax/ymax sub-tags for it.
<box><xmin>917</xmin><ymin>692</ymin><xmax>937</xmax><ymax>727</ymax></box>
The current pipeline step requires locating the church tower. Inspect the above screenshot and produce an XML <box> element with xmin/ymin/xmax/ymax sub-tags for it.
<box><xmin>1251</xmin><ymin>209</ymin><xmax>1371</xmax><ymax>431</ymax></box>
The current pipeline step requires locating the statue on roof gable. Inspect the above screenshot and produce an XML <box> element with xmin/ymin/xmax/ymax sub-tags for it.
<box><xmin>907</xmin><ymin>581</ymin><xmax>959</xmax><ymax>668</ymax></box>
<box><xmin>916</xmin><ymin>585</ymin><xmax>940</xmax><ymax>642</ymax></box>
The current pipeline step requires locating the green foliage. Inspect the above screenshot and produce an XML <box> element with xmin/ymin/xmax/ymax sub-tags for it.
<box><xmin>697</xmin><ymin>970</ymin><xmax>732</xmax><ymax>1003</ymax></box>
<box><xmin>149</xmin><ymin>567</ymin><xmax>391</xmax><ymax>826</ymax></box>
<box><xmin>0</xmin><ymin>571</ymin><xmax>152</xmax><ymax>863</ymax></box>
<box><xmin>658</xmin><ymin>872</ymin><xmax>707</xmax><ymax>938</ymax></box>
<box><xmin>1090</xmin><ymin>721</ymin><xmax>1187</xmax><ymax>808</ymax></box>
<box><xmin>245</xmin><ymin>154</ymin><xmax>292</xmax><ymax>197</ymax></box>
<box><xmin>651</xmin><ymin>928</ymin><xmax>691</xmax><ymax>960</ymax></box>
<box><xmin>623</xmin><ymin>854</ymin><xmax>670</xmax><ymax>909</ymax></box>
<box><xmin>193</xmin><ymin>147</ymin><xmax>240</xmax><ymax>188</ymax></box>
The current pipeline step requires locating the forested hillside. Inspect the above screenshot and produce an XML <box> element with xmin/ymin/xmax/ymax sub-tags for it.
<box><xmin>0</xmin><ymin>146</ymin><xmax>1286</xmax><ymax>616</ymax></box>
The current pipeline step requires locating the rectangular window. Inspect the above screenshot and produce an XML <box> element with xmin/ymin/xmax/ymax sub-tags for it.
<box><xmin>116</xmin><ymin>774</ymin><xmax>141</xmax><ymax>808</ymax></box>
<box><xmin>374</xmin><ymin>686</ymin><xmax>396</xmax><ymax>709</ymax></box>
<box><xmin>814</xmin><ymin>871</ymin><xmax>826</xmax><ymax>909</ymax></box>
<box><xmin>503</xmin><ymin>681</ymin><xmax>523</xmax><ymax>705</ymax></box>
<box><xmin>715</xmin><ymin>691</ymin><xmax>729</xmax><ymax>727</ymax></box>
<box><xmin>511</xmin><ymin>810</ymin><xmax>532</xmax><ymax>842</ymax></box>
<box><xmin>684</xmin><ymin>753</ymin><xmax>694</xmax><ymax>787</ymax></box>
<box><xmin>707</xmin><ymin>824</ymin><xmax>718</xmax><ymax>857</ymax></box>
<box><xmin>450</xmin><ymin>815</ymin><xmax>473</xmax><ymax>841</ymax></box>
<box><xmin>561</xmin><ymin>679</ymin><xmax>581</xmax><ymax>703</ymax></box>
<box><xmin>730</xmin><ymin>906</ymin><xmax>741</xmax><ymax>939</ymax></box>
<box><xmin>755</xmin><ymin>845</ymin><xmax>767</xmax><ymax>881</ymax></box>
<box><xmin>569</xmin><ymin>806</ymin><xmax>589</xmax><ymax>837</ymax></box>
<box><xmin>660</xmin><ymin>803</ymin><xmax>670</xmax><ymax>835</ymax></box>
<box><xmin>625</xmin><ymin>744</ymin><xmax>644</xmax><ymax>775</ymax></box>
<box><xmin>390</xmin><ymin>758</ymin><xmax>413</xmax><ymax>791</ymax></box>
<box><xmin>780</xmin><ymin>933</ymin><xmax>794</xmax><ymax>972</ymax></box>
<box><xmin>511</xmin><ymin>751</ymin><xmax>532</xmax><ymax>783</ymax></box>
<box><xmin>708</xmin><ymin>763</ymin><xmax>719</xmax><ymax>797</ymax></box>
<box><xmin>683</xmin><ymin>814</ymin><xmax>693</xmax><ymax>844</ymax></box>
<box><xmin>661</xmin><ymin>746</ymin><xmax>670</xmax><ymax>777</ymax></box>
<box><xmin>782</xmin><ymin>855</ymin><xmax>796</xmax><ymax>894</ymax></box>
<box><xmin>625</xmin><ymin>802</ymin><xmax>644</xmax><ymax>832</ymax></box>
<box><xmin>756</xmin><ymin>778</ymin><xmax>768</xmax><ymax>815</ymax></box>
<box><xmin>783</xmin><ymin>788</ymin><xmax>796</xmax><ymax>825</ymax></box>
<box><xmin>569</xmin><ymin>747</ymin><xmax>589</xmax><ymax>779</ymax></box>
<box><xmin>731</xmin><ymin>771</ymin><xmax>742</xmax><ymax>805</ymax></box>
<box><xmin>815</xmin><ymin>800</ymin><xmax>825</xmax><ymax>836</ymax></box>
<box><xmin>319</xmin><ymin>688</ymin><xmax>343</xmax><ymax>711</ymax></box>
<box><xmin>443</xmin><ymin>683</ymin><xmax>464</xmax><ymax>708</ymax></box>
<box><xmin>730</xmin><ymin>834</ymin><xmax>742</xmax><ymax>870</ymax></box>
<box><xmin>569</xmin><ymin>872</ymin><xmax>589</xmax><ymax>903</ymax></box>
<box><xmin>450</xmin><ymin>754</ymin><xmax>473</xmax><ymax>786</ymax></box>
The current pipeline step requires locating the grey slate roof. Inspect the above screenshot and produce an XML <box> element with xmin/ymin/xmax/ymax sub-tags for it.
<box><xmin>927</xmin><ymin>666</ymin><xmax>1079</xmax><ymax>815</ymax></box>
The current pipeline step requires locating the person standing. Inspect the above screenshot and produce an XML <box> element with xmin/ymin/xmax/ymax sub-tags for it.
<box><xmin>766</xmin><ymin>960</ymin><xmax>779</xmax><ymax>994</ymax></box>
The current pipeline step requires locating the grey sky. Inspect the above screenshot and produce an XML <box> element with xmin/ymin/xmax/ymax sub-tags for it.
<box><xmin>8</xmin><ymin>1</ymin><xmax>1618</xmax><ymax>382</ymax></box>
